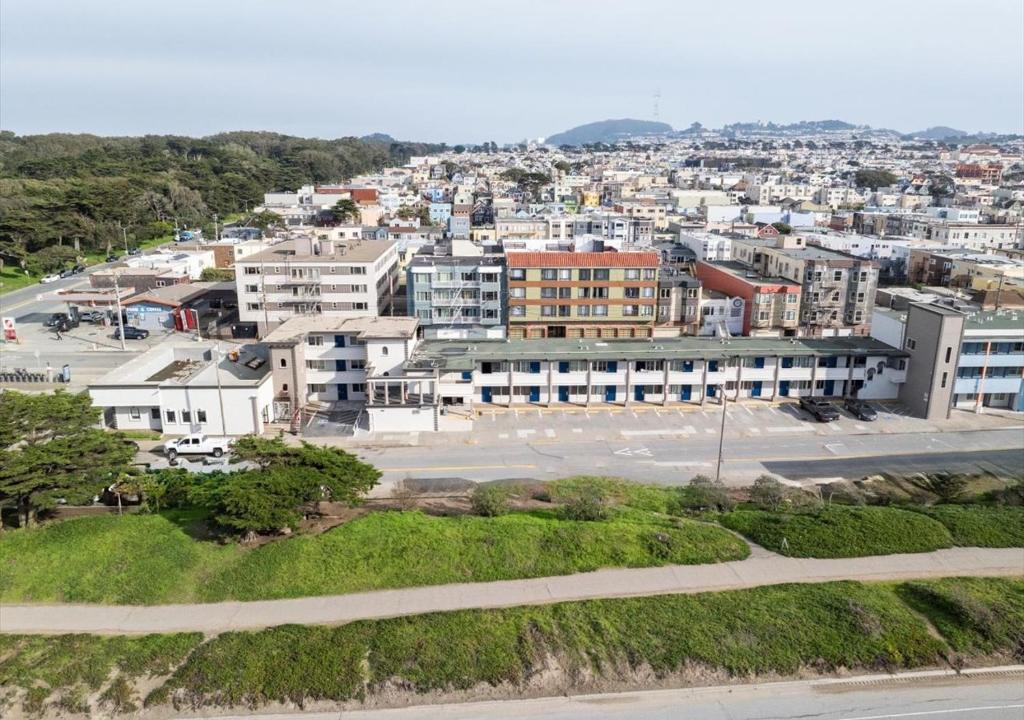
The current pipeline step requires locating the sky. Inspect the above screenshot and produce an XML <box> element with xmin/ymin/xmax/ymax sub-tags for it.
<box><xmin>2</xmin><ymin>0</ymin><xmax>1022</xmax><ymax>143</ymax></box>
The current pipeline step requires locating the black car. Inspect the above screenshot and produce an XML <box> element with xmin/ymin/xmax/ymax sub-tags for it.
<box><xmin>127</xmin><ymin>248</ymin><xmax>142</xmax><ymax>256</ymax></box>
<box><xmin>106</xmin><ymin>254</ymin><xmax>120</xmax><ymax>263</ymax></box>
<box><xmin>114</xmin><ymin>326</ymin><xmax>149</xmax><ymax>340</ymax></box>
<box><xmin>844</xmin><ymin>398</ymin><xmax>877</xmax><ymax>421</ymax></box>
<box><xmin>72</xmin><ymin>264</ymin><xmax>86</xmax><ymax>274</ymax></box>
<box><xmin>59</xmin><ymin>268</ymin><xmax>74</xmax><ymax>278</ymax></box>
<box><xmin>799</xmin><ymin>396</ymin><xmax>841</xmax><ymax>422</ymax></box>
<box><xmin>45</xmin><ymin>313</ymin><xmax>64</xmax><ymax>327</ymax></box>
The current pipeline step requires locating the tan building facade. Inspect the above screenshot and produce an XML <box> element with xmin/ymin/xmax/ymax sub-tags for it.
<box><xmin>506</xmin><ymin>251</ymin><xmax>660</xmax><ymax>339</ymax></box>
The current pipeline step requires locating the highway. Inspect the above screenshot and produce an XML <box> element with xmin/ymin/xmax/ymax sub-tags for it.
<box><xmin>355</xmin><ymin>424</ymin><xmax>1024</xmax><ymax>487</ymax></box>
<box><xmin>186</xmin><ymin>668</ymin><xmax>1024</xmax><ymax>719</ymax></box>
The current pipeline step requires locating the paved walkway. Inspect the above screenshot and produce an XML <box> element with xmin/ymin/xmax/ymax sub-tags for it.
<box><xmin>2</xmin><ymin>547</ymin><xmax>1021</xmax><ymax>636</ymax></box>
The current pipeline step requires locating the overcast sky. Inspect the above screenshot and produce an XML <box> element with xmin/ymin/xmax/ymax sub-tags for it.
<box><xmin>2</xmin><ymin>0</ymin><xmax>1022</xmax><ymax>143</ymax></box>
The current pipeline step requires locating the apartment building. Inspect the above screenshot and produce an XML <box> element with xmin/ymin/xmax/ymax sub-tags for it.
<box><xmin>406</xmin><ymin>239</ymin><xmax>506</xmax><ymax>339</ymax></box>
<box><xmin>694</xmin><ymin>261</ymin><xmax>801</xmax><ymax>336</ymax></box>
<box><xmin>655</xmin><ymin>267</ymin><xmax>701</xmax><ymax>336</ymax></box>
<box><xmin>677</xmin><ymin>231</ymin><xmax>734</xmax><ymax>261</ymax></box>
<box><xmin>262</xmin><ymin>316</ymin><xmax>420</xmax><ymax>425</ymax></box>
<box><xmin>235</xmin><ymin>235</ymin><xmax>399</xmax><ymax>334</ymax></box>
<box><xmin>506</xmin><ymin>250</ymin><xmax>660</xmax><ymax>339</ymax></box>
<box><xmin>907</xmin><ymin>246</ymin><xmax>1024</xmax><ymax>288</ymax></box>
<box><xmin>732</xmin><ymin>235</ymin><xmax>879</xmax><ymax>336</ymax></box>
<box><xmin>872</xmin><ymin>302</ymin><xmax>1024</xmax><ymax>417</ymax></box>
<box><xmin>613</xmin><ymin>201</ymin><xmax>669</xmax><ymax>230</ymax></box>
<box><xmin>908</xmin><ymin>221</ymin><xmax>1022</xmax><ymax>251</ymax></box>
<box><xmin>572</xmin><ymin>214</ymin><xmax>654</xmax><ymax>245</ymax></box>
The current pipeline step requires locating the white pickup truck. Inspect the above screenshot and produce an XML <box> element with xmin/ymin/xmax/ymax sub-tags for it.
<box><xmin>163</xmin><ymin>433</ymin><xmax>232</xmax><ymax>460</ymax></box>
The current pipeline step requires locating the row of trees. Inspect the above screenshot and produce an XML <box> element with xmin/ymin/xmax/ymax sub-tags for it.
<box><xmin>0</xmin><ymin>392</ymin><xmax>380</xmax><ymax>535</ymax></box>
<box><xmin>0</xmin><ymin>131</ymin><xmax>442</xmax><ymax>272</ymax></box>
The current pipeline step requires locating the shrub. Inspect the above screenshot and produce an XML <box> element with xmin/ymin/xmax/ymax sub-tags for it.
<box><xmin>668</xmin><ymin>475</ymin><xmax>734</xmax><ymax>514</ymax></box>
<box><xmin>749</xmin><ymin>475</ymin><xmax>788</xmax><ymax>511</ymax></box>
<box><xmin>99</xmin><ymin>676</ymin><xmax>137</xmax><ymax>714</ymax></box>
<box><xmin>470</xmin><ymin>485</ymin><xmax>511</xmax><ymax>517</ymax></box>
<box><xmin>558</xmin><ymin>481</ymin><xmax>613</xmax><ymax>522</ymax></box>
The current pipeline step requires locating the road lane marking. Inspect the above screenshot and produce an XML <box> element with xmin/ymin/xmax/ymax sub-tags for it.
<box><xmin>835</xmin><ymin>704</ymin><xmax>1024</xmax><ymax>720</ymax></box>
<box><xmin>621</xmin><ymin>428</ymin><xmax>695</xmax><ymax>437</ymax></box>
<box><xmin>766</xmin><ymin>426</ymin><xmax>816</xmax><ymax>433</ymax></box>
<box><xmin>379</xmin><ymin>464</ymin><xmax>536</xmax><ymax>472</ymax></box>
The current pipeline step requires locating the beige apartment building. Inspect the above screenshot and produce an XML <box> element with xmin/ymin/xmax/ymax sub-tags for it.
<box><xmin>235</xmin><ymin>236</ymin><xmax>399</xmax><ymax>335</ymax></box>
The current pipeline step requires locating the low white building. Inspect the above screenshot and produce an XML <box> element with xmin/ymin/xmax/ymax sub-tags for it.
<box><xmin>89</xmin><ymin>341</ymin><xmax>274</xmax><ymax>436</ymax></box>
<box><xmin>677</xmin><ymin>231</ymin><xmax>735</xmax><ymax>262</ymax></box>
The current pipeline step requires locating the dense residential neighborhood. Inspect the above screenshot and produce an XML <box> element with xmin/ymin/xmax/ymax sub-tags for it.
<box><xmin>1</xmin><ymin>2</ymin><xmax>1023</xmax><ymax>719</ymax></box>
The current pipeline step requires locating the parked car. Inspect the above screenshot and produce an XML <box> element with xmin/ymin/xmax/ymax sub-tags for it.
<box><xmin>127</xmin><ymin>248</ymin><xmax>142</xmax><ymax>256</ymax></box>
<box><xmin>105</xmin><ymin>254</ymin><xmax>120</xmax><ymax>262</ymax></box>
<box><xmin>843</xmin><ymin>398</ymin><xmax>878</xmax><ymax>421</ymax></box>
<box><xmin>799</xmin><ymin>396</ymin><xmax>840</xmax><ymax>422</ymax></box>
<box><xmin>45</xmin><ymin>313</ymin><xmax>64</xmax><ymax>327</ymax></box>
<box><xmin>72</xmin><ymin>264</ymin><xmax>86</xmax><ymax>274</ymax></box>
<box><xmin>81</xmin><ymin>310</ymin><xmax>105</xmax><ymax>323</ymax></box>
<box><xmin>113</xmin><ymin>326</ymin><xmax>149</xmax><ymax>340</ymax></box>
<box><xmin>40</xmin><ymin>273</ymin><xmax>60</xmax><ymax>284</ymax></box>
<box><xmin>163</xmin><ymin>433</ymin><xmax>232</xmax><ymax>460</ymax></box>
<box><xmin>59</xmin><ymin>268</ymin><xmax>74</xmax><ymax>279</ymax></box>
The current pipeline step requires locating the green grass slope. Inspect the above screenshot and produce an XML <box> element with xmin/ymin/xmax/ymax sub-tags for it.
<box><xmin>719</xmin><ymin>506</ymin><xmax>954</xmax><ymax>557</ymax></box>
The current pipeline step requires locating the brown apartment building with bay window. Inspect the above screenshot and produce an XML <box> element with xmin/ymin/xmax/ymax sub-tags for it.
<box><xmin>506</xmin><ymin>251</ymin><xmax>660</xmax><ymax>339</ymax></box>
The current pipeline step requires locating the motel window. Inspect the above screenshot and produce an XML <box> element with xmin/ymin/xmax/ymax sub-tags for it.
<box><xmin>151</xmin><ymin>408</ymin><xmax>161</xmax><ymax>420</ymax></box>
<box><xmin>129</xmin><ymin>407</ymin><xmax>140</xmax><ymax>419</ymax></box>
<box><xmin>165</xmin><ymin>410</ymin><xmax>176</xmax><ymax>423</ymax></box>
<box><xmin>197</xmin><ymin>410</ymin><xmax>207</xmax><ymax>423</ymax></box>
<box><xmin>181</xmin><ymin>410</ymin><xmax>191</xmax><ymax>423</ymax></box>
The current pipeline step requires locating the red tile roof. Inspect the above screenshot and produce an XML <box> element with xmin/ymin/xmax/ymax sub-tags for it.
<box><xmin>507</xmin><ymin>251</ymin><xmax>660</xmax><ymax>268</ymax></box>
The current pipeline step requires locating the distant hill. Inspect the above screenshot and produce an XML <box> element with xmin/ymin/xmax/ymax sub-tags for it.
<box><xmin>546</xmin><ymin>119</ymin><xmax>673</xmax><ymax>146</ymax></box>
<box><xmin>360</xmin><ymin>132</ymin><xmax>397</xmax><ymax>143</ymax></box>
<box><xmin>723</xmin><ymin>119</ymin><xmax>860</xmax><ymax>135</ymax></box>
<box><xmin>903</xmin><ymin>126</ymin><xmax>969</xmax><ymax>140</ymax></box>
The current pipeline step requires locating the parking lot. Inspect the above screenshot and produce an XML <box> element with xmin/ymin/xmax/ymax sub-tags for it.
<box><xmin>466</xmin><ymin>399</ymin><xmax>1015</xmax><ymax>446</ymax></box>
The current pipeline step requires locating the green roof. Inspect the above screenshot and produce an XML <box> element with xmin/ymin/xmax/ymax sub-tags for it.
<box><xmin>409</xmin><ymin>336</ymin><xmax>906</xmax><ymax>370</ymax></box>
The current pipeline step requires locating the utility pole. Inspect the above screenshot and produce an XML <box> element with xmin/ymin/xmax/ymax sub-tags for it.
<box><xmin>213</xmin><ymin>342</ymin><xmax>227</xmax><ymax>435</ymax></box>
<box><xmin>121</xmin><ymin>223</ymin><xmax>129</xmax><ymax>254</ymax></box>
<box><xmin>112</xmin><ymin>271</ymin><xmax>127</xmax><ymax>351</ymax></box>
<box><xmin>714</xmin><ymin>379</ymin><xmax>728</xmax><ymax>484</ymax></box>
<box><xmin>214</xmin><ymin>213</ymin><xmax>219</xmax><ymax>242</ymax></box>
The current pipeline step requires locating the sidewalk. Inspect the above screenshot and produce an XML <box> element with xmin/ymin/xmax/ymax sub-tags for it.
<box><xmin>2</xmin><ymin>547</ymin><xmax>1020</xmax><ymax>636</ymax></box>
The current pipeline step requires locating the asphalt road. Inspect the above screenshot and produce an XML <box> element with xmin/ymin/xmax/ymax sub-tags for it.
<box><xmin>356</xmin><ymin>426</ymin><xmax>1024</xmax><ymax>487</ymax></box>
<box><xmin>184</xmin><ymin>668</ymin><xmax>1024</xmax><ymax>720</ymax></box>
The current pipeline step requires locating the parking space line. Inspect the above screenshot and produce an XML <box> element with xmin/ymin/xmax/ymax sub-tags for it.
<box><xmin>743</xmin><ymin>405</ymin><xmax>754</xmax><ymax>415</ymax></box>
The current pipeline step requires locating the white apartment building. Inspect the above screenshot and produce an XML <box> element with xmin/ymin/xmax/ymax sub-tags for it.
<box><xmin>913</xmin><ymin>223</ymin><xmax>1022</xmax><ymax>252</ymax></box>
<box><xmin>815</xmin><ymin>186</ymin><xmax>865</xmax><ymax>209</ymax></box>
<box><xmin>698</xmin><ymin>294</ymin><xmax>746</xmax><ymax>337</ymax></box>
<box><xmin>678</xmin><ymin>232</ymin><xmax>734</xmax><ymax>261</ymax></box>
<box><xmin>235</xmin><ymin>235</ymin><xmax>399</xmax><ymax>334</ymax></box>
<box><xmin>261</xmin><ymin>316</ymin><xmax>426</xmax><ymax>428</ymax></box>
<box><xmin>746</xmin><ymin>183</ymin><xmax>816</xmax><ymax>204</ymax></box>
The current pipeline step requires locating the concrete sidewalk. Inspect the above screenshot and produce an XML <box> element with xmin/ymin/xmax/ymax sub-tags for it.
<box><xmin>2</xmin><ymin>547</ymin><xmax>1021</xmax><ymax>636</ymax></box>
